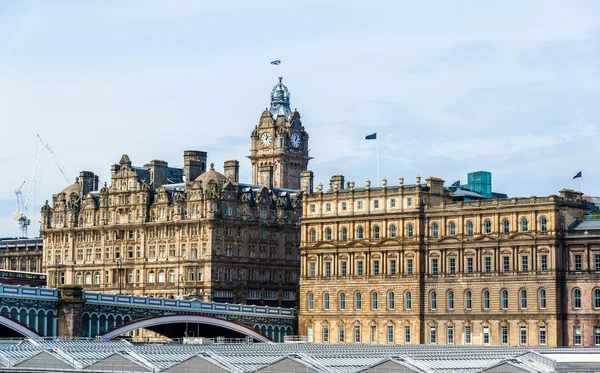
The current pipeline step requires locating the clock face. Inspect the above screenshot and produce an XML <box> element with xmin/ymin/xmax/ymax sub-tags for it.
<box><xmin>260</xmin><ymin>132</ymin><xmax>272</xmax><ymax>147</ymax></box>
<box><xmin>291</xmin><ymin>133</ymin><xmax>301</xmax><ymax>148</ymax></box>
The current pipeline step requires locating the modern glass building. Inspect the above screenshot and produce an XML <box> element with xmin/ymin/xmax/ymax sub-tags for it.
<box><xmin>467</xmin><ymin>170</ymin><xmax>492</xmax><ymax>198</ymax></box>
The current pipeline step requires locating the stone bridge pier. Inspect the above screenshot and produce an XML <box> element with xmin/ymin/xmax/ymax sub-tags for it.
<box><xmin>57</xmin><ymin>286</ymin><xmax>85</xmax><ymax>339</ymax></box>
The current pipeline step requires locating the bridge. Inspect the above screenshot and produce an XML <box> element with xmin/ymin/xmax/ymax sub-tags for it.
<box><xmin>0</xmin><ymin>285</ymin><xmax>295</xmax><ymax>342</ymax></box>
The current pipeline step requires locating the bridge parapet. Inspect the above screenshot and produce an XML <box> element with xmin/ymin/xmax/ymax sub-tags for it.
<box><xmin>0</xmin><ymin>284</ymin><xmax>58</xmax><ymax>300</ymax></box>
<box><xmin>83</xmin><ymin>292</ymin><xmax>296</xmax><ymax>317</ymax></box>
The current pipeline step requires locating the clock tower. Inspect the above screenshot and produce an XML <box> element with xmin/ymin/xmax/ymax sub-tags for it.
<box><xmin>249</xmin><ymin>77</ymin><xmax>310</xmax><ymax>189</ymax></box>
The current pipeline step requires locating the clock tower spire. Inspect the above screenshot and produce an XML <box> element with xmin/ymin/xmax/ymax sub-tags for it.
<box><xmin>249</xmin><ymin>77</ymin><xmax>310</xmax><ymax>190</ymax></box>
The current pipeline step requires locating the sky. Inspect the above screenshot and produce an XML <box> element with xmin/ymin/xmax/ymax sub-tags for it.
<box><xmin>0</xmin><ymin>0</ymin><xmax>599</xmax><ymax>238</ymax></box>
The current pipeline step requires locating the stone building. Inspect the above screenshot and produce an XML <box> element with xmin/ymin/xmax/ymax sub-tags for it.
<box><xmin>40</xmin><ymin>77</ymin><xmax>309</xmax><ymax>308</ymax></box>
<box><xmin>0</xmin><ymin>237</ymin><xmax>43</xmax><ymax>273</ymax></box>
<box><xmin>298</xmin><ymin>174</ymin><xmax>599</xmax><ymax>346</ymax></box>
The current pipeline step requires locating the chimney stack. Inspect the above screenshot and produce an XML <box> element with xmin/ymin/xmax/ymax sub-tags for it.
<box><xmin>145</xmin><ymin>160</ymin><xmax>169</xmax><ymax>187</ymax></box>
<box><xmin>224</xmin><ymin>160</ymin><xmax>240</xmax><ymax>183</ymax></box>
<box><xmin>183</xmin><ymin>150</ymin><xmax>207</xmax><ymax>182</ymax></box>
<box><xmin>329</xmin><ymin>174</ymin><xmax>345</xmax><ymax>192</ymax></box>
<box><xmin>300</xmin><ymin>170</ymin><xmax>314</xmax><ymax>194</ymax></box>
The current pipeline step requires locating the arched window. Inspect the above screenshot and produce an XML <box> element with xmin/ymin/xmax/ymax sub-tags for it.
<box><xmin>432</xmin><ymin>223</ymin><xmax>439</xmax><ymax>237</ymax></box>
<box><xmin>309</xmin><ymin>229</ymin><xmax>316</xmax><ymax>242</ymax></box>
<box><xmin>341</xmin><ymin>227</ymin><xmax>348</xmax><ymax>241</ymax></box>
<box><xmin>520</xmin><ymin>289</ymin><xmax>527</xmax><ymax>309</ymax></box>
<box><xmin>501</xmin><ymin>289</ymin><xmax>509</xmax><ymax>310</ymax></box>
<box><xmin>148</xmin><ymin>270</ymin><xmax>155</xmax><ymax>283</ymax></box>
<box><xmin>484</xmin><ymin>220</ymin><xmax>492</xmax><ymax>234</ymax></box>
<box><xmin>339</xmin><ymin>292</ymin><xmax>346</xmax><ymax>310</ymax></box>
<box><xmin>430</xmin><ymin>291</ymin><xmax>437</xmax><ymax>310</ymax></box>
<box><xmin>483</xmin><ymin>290</ymin><xmax>490</xmax><ymax>310</ymax></box>
<box><xmin>447</xmin><ymin>291</ymin><xmax>455</xmax><ymax>310</ymax></box>
<box><xmin>158</xmin><ymin>270</ymin><xmax>165</xmax><ymax>283</ymax></box>
<box><xmin>405</xmin><ymin>291</ymin><xmax>412</xmax><ymax>310</ymax></box>
<box><xmin>323</xmin><ymin>292</ymin><xmax>330</xmax><ymax>310</ymax></box>
<box><xmin>168</xmin><ymin>269</ymin><xmax>175</xmax><ymax>283</ymax></box>
<box><xmin>465</xmin><ymin>290</ymin><xmax>472</xmax><ymax>310</ymax></box>
<box><xmin>371</xmin><ymin>292</ymin><xmax>378</xmax><ymax>310</ymax></box>
<box><xmin>76</xmin><ymin>272</ymin><xmax>83</xmax><ymax>285</ymax></box>
<box><xmin>521</xmin><ymin>218</ymin><xmax>528</xmax><ymax>232</ymax></box>
<box><xmin>373</xmin><ymin>226</ymin><xmax>380</xmax><ymax>239</ymax></box>
<box><xmin>449</xmin><ymin>222</ymin><xmax>456</xmax><ymax>235</ymax></box>
<box><xmin>466</xmin><ymin>221</ymin><xmax>473</xmax><ymax>236</ymax></box>
<box><xmin>594</xmin><ymin>289</ymin><xmax>600</xmax><ymax>309</ymax></box>
<box><xmin>307</xmin><ymin>292</ymin><xmax>314</xmax><ymax>310</ymax></box>
<box><xmin>573</xmin><ymin>288</ymin><xmax>581</xmax><ymax>309</ymax></box>
<box><xmin>357</xmin><ymin>226</ymin><xmax>364</xmax><ymax>239</ymax></box>
<box><xmin>390</xmin><ymin>225</ymin><xmax>397</xmax><ymax>238</ymax></box>
<box><xmin>503</xmin><ymin>219</ymin><xmax>510</xmax><ymax>234</ymax></box>
<box><xmin>407</xmin><ymin>224</ymin><xmax>414</xmax><ymax>238</ymax></box>
<box><xmin>94</xmin><ymin>271</ymin><xmax>100</xmax><ymax>285</ymax></box>
<box><xmin>388</xmin><ymin>292</ymin><xmax>395</xmax><ymax>310</ymax></box>
<box><xmin>539</xmin><ymin>289</ymin><xmax>547</xmax><ymax>309</ymax></box>
<box><xmin>325</xmin><ymin>228</ymin><xmax>332</xmax><ymax>240</ymax></box>
<box><xmin>85</xmin><ymin>272</ymin><xmax>92</xmax><ymax>285</ymax></box>
<box><xmin>355</xmin><ymin>292</ymin><xmax>362</xmax><ymax>310</ymax></box>
<box><xmin>540</xmin><ymin>217</ymin><xmax>547</xmax><ymax>232</ymax></box>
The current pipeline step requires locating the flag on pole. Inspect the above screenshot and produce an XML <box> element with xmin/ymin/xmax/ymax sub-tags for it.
<box><xmin>573</xmin><ymin>171</ymin><xmax>582</xmax><ymax>179</ymax></box>
<box><xmin>365</xmin><ymin>133</ymin><xmax>377</xmax><ymax>140</ymax></box>
<box><xmin>270</xmin><ymin>60</ymin><xmax>281</xmax><ymax>65</ymax></box>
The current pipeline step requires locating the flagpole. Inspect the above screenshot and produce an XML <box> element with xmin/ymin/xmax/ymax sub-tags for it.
<box><xmin>279</xmin><ymin>57</ymin><xmax>282</xmax><ymax>78</ymax></box>
<box><xmin>582</xmin><ymin>176</ymin><xmax>584</xmax><ymax>194</ymax></box>
<box><xmin>376</xmin><ymin>136</ymin><xmax>380</xmax><ymax>187</ymax></box>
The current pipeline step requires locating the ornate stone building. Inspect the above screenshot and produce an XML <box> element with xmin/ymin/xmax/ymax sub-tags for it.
<box><xmin>299</xmin><ymin>174</ymin><xmax>600</xmax><ymax>346</ymax></box>
<box><xmin>0</xmin><ymin>237</ymin><xmax>43</xmax><ymax>273</ymax></box>
<box><xmin>40</xmin><ymin>77</ymin><xmax>309</xmax><ymax>308</ymax></box>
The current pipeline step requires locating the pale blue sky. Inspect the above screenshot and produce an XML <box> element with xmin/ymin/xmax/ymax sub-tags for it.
<box><xmin>1</xmin><ymin>1</ymin><xmax>599</xmax><ymax>237</ymax></box>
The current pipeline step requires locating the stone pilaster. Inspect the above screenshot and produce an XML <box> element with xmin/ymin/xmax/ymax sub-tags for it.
<box><xmin>57</xmin><ymin>285</ymin><xmax>85</xmax><ymax>339</ymax></box>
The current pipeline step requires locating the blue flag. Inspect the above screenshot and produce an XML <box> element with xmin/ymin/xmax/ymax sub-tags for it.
<box><xmin>270</xmin><ymin>60</ymin><xmax>281</xmax><ymax>65</ymax></box>
<box><xmin>365</xmin><ymin>133</ymin><xmax>377</xmax><ymax>140</ymax></box>
<box><xmin>573</xmin><ymin>171</ymin><xmax>582</xmax><ymax>179</ymax></box>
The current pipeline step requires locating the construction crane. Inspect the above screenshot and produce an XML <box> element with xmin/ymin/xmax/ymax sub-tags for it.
<box><xmin>13</xmin><ymin>148</ymin><xmax>45</xmax><ymax>237</ymax></box>
<box><xmin>36</xmin><ymin>133</ymin><xmax>70</xmax><ymax>184</ymax></box>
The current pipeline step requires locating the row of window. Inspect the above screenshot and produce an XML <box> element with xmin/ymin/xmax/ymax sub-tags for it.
<box><xmin>310</xmin><ymin>197</ymin><xmax>418</xmax><ymax>214</ymax></box>
<box><xmin>306</xmin><ymin>288</ymin><xmax>600</xmax><ymax>311</ymax></box>
<box><xmin>308</xmin><ymin>217</ymin><xmax>554</xmax><ymax>242</ymax></box>
<box><xmin>310</xmin><ymin>324</ymin><xmax>412</xmax><ymax>344</ymax></box>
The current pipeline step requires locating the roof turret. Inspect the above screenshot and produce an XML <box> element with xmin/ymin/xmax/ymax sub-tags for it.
<box><xmin>269</xmin><ymin>77</ymin><xmax>291</xmax><ymax>119</ymax></box>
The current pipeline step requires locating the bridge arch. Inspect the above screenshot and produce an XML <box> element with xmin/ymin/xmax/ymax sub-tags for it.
<box><xmin>100</xmin><ymin>314</ymin><xmax>273</xmax><ymax>343</ymax></box>
<box><xmin>0</xmin><ymin>314</ymin><xmax>43</xmax><ymax>339</ymax></box>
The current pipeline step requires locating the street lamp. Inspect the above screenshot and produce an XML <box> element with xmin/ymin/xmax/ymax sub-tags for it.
<box><xmin>177</xmin><ymin>274</ymin><xmax>183</xmax><ymax>297</ymax></box>
<box><xmin>115</xmin><ymin>258</ymin><xmax>122</xmax><ymax>294</ymax></box>
<box><xmin>54</xmin><ymin>262</ymin><xmax>61</xmax><ymax>287</ymax></box>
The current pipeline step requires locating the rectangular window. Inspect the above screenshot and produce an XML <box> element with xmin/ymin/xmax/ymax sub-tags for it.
<box><xmin>357</xmin><ymin>201</ymin><xmax>363</xmax><ymax>210</ymax></box>
<box><xmin>309</xmin><ymin>263</ymin><xmax>316</xmax><ymax>277</ymax></box>
<box><xmin>387</xmin><ymin>325</ymin><xmax>394</xmax><ymax>343</ymax></box>
<box><xmin>407</xmin><ymin>259</ymin><xmax>413</xmax><ymax>275</ymax></box>
<box><xmin>484</xmin><ymin>257</ymin><xmax>491</xmax><ymax>273</ymax></box>
<box><xmin>447</xmin><ymin>326</ymin><xmax>454</xmax><ymax>344</ymax></box>
<box><xmin>539</xmin><ymin>327</ymin><xmax>546</xmax><ymax>345</ymax></box>
<box><xmin>520</xmin><ymin>326</ymin><xmax>527</xmax><ymax>345</ymax></box>
<box><xmin>373</xmin><ymin>260</ymin><xmax>379</xmax><ymax>275</ymax></box>
<box><xmin>483</xmin><ymin>326</ymin><xmax>490</xmax><ymax>345</ymax></box>
<box><xmin>574</xmin><ymin>327</ymin><xmax>581</xmax><ymax>345</ymax></box>
<box><xmin>431</xmin><ymin>258</ymin><xmax>438</xmax><ymax>275</ymax></box>
<box><xmin>338</xmin><ymin>327</ymin><xmax>345</xmax><ymax>343</ymax></box>
<box><xmin>325</xmin><ymin>203</ymin><xmax>331</xmax><ymax>212</ymax></box>
<box><xmin>310</xmin><ymin>204</ymin><xmax>316</xmax><ymax>213</ymax></box>
<box><xmin>357</xmin><ymin>261</ymin><xmax>363</xmax><ymax>276</ymax></box>
<box><xmin>407</xmin><ymin>198</ymin><xmax>413</xmax><ymax>207</ymax></box>
<box><xmin>341</xmin><ymin>261</ymin><xmax>347</xmax><ymax>277</ymax></box>
<box><xmin>595</xmin><ymin>327</ymin><xmax>600</xmax><ymax>346</ymax></box>
<box><xmin>449</xmin><ymin>258</ymin><xmax>456</xmax><ymax>274</ymax></box>
<box><xmin>575</xmin><ymin>254</ymin><xmax>582</xmax><ymax>271</ymax></box>
<box><xmin>374</xmin><ymin>200</ymin><xmax>379</xmax><ymax>209</ymax></box>
<box><xmin>354</xmin><ymin>326</ymin><xmax>361</xmax><ymax>343</ymax></box>
<box><xmin>429</xmin><ymin>327</ymin><xmax>436</xmax><ymax>344</ymax></box>
<box><xmin>465</xmin><ymin>326</ymin><xmax>471</xmax><ymax>344</ymax></box>
<box><xmin>521</xmin><ymin>256</ymin><xmax>529</xmax><ymax>272</ymax></box>
<box><xmin>322</xmin><ymin>327</ymin><xmax>329</xmax><ymax>343</ymax></box>
<box><xmin>341</xmin><ymin>202</ymin><xmax>347</xmax><ymax>211</ymax></box>
<box><xmin>325</xmin><ymin>262</ymin><xmax>331</xmax><ymax>277</ymax></box>
<box><xmin>502</xmin><ymin>326</ymin><xmax>508</xmax><ymax>345</ymax></box>
<box><xmin>370</xmin><ymin>325</ymin><xmax>377</xmax><ymax>343</ymax></box>
<box><xmin>595</xmin><ymin>254</ymin><xmax>600</xmax><ymax>271</ymax></box>
<box><xmin>503</xmin><ymin>256</ymin><xmax>510</xmax><ymax>272</ymax></box>
<box><xmin>390</xmin><ymin>199</ymin><xmax>396</xmax><ymax>208</ymax></box>
<box><xmin>466</xmin><ymin>257</ymin><xmax>473</xmax><ymax>274</ymax></box>
<box><xmin>541</xmin><ymin>255</ymin><xmax>547</xmax><ymax>271</ymax></box>
<box><xmin>389</xmin><ymin>259</ymin><xmax>396</xmax><ymax>275</ymax></box>
<box><xmin>404</xmin><ymin>326</ymin><xmax>411</xmax><ymax>344</ymax></box>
